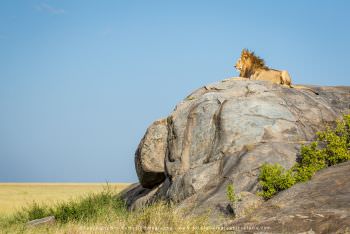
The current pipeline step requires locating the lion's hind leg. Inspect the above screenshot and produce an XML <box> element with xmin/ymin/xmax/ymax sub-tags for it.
<box><xmin>281</xmin><ymin>70</ymin><xmax>292</xmax><ymax>86</ymax></box>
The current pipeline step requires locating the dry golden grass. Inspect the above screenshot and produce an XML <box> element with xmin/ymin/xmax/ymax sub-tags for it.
<box><xmin>0</xmin><ymin>183</ymin><xmax>222</xmax><ymax>234</ymax></box>
<box><xmin>0</xmin><ymin>183</ymin><xmax>130</xmax><ymax>215</ymax></box>
<box><xmin>2</xmin><ymin>202</ymin><xmax>220</xmax><ymax>234</ymax></box>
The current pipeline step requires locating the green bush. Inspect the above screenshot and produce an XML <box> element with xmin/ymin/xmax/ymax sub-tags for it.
<box><xmin>258</xmin><ymin>113</ymin><xmax>350</xmax><ymax>199</ymax></box>
<box><xmin>293</xmin><ymin>142</ymin><xmax>327</xmax><ymax>182</ymax></box>
<box><xmin>258</xmin><ymin>163</ymin><xmax>295</xmax><ymax>199</ymax></box>
<box><xmin>318</xmin><ymin>120</ymin><xmax>350</xmax><ymax>165</ymax></box>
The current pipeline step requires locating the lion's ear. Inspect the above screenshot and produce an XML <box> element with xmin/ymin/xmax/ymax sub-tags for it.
<box><xmin>243</xmin><ymin>48</ymin><xmax>253</xmax><ymax>57</ymax></box>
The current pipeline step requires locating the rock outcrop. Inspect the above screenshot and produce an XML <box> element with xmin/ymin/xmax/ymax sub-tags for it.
<box><xmin>135</xmin><ymin>119</ymin><xmax>167</xmax><ymax>188</ymax></box>
<box><xmin>227</xmin><ymin>161</ymin><xmax>350</xmax><ymax>233</ymax></box>
<box><xmin>122</xmin><ymin>78</ymin><xmax>350</xmax><ymax>230</ymax></box>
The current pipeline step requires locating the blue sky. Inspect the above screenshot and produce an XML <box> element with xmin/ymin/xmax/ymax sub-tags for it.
<box><xmin>1</xmin><ymin>1</ymin><xmax>349</xmax><ymax>182</ymax></box>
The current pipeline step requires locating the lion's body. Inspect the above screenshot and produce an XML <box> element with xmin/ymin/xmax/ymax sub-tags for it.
<box><xmin>234</xmin><ymin>49</ymin><xmax>318</xmax><ymax>94</ymax></box>
<box><xmin>234</xmin><ymin>49</ymin><xmax>291</xmax><ymax>86</ymax></box>
<box><xmin>251</xmin><ymin>68</ymin><xmax>291</xmax><ymax>86</ymax></box>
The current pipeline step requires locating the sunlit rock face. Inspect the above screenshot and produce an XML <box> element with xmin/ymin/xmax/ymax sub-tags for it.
<box><xmin>124</xmin><ymin>78</ymin><xmax>350</xmax><ymax>229</ymax></box>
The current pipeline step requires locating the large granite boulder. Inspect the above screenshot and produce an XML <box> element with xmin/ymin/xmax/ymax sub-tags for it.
<box><xmin>124</xmin><ymin>78</ymin><xmax>350</xmax><ymax>225</ymax></box>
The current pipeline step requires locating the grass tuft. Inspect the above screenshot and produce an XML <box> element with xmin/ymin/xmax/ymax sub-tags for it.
<box><xmin>7</xmin><ymin>186</ymin><xmax>127</xmax><ymax>225</ymax></box>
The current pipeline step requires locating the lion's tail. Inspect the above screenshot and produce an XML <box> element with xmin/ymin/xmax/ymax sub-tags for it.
<box><xmin>291</xmin><ymin>85</ymin><xmax>319</xmax><ymax>95</ymax></box>
<box><xmin>281</xmin><ymin>71</ymin><xmax>319</xmax><ymax>95</ymax></box>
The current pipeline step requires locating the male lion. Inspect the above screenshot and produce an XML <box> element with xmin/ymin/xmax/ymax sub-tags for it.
<box><xmin>234</xmin><ymin>49</ymin><xmax>291</xmax><ymax>86</ymax></box>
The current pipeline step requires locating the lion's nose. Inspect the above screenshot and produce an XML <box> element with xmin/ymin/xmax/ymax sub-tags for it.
<box><xmin>234</xmin><ymin>64</ymin><xmax>237</xmax><ymax>68</ymax></box>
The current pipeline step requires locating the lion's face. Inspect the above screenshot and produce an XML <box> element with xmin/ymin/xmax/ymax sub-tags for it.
<box><xmin>234</xmin><ymin>49</ymin><xmax>252</xmax><ymax>76</ymax></box>
<box><xmin>234</xmin><ymin>58</ymin><xmax>244</xmax><ymax>71</ymax></box>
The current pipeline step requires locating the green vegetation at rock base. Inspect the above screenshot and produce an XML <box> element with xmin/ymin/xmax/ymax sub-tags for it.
<box><xmin>258</xmin><ymin>113</ymin><xmax>350</xmax><ymax>199</ymax></box>
<box><xmin>226</xmin><ymin>184</ymin><xmax>241</xmax><ymax>205</ymax></box>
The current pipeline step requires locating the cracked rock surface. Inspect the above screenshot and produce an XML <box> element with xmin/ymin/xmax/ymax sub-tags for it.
<box><xmin>122</xmin><ymin>79</ymin><xmax>350</xmax><ymax>227</ymax></box>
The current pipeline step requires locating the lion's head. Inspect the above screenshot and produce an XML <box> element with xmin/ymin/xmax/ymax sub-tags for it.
<box><xmin>234</xmin><ymin>49</ymin><xmax>268</xmax><ymax>78</ymax></box>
